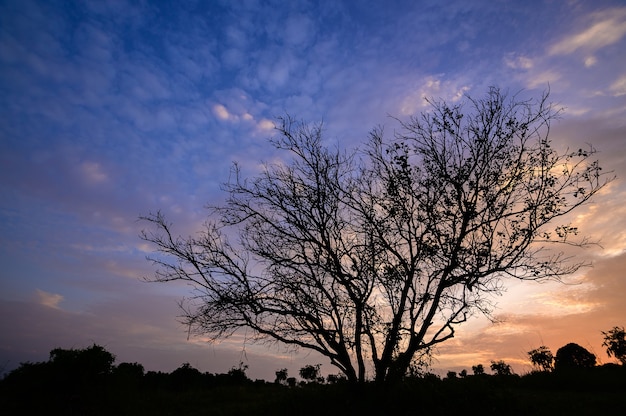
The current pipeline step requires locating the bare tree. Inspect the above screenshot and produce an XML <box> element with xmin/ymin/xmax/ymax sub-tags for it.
<box><xmin>140</xmin><ymin>87</ymin><xmax>612</xmax><ymax>383</ymax></box>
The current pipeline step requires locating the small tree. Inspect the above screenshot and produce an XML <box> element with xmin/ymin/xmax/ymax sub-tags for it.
<box><xmin>490</xmin><ymin>360</ymin><xmax>512</xmax><ymax>376</ymax></box>
<box><xmin>602</xmin><ymin>326</ymin><xmax>626</xmax><ymax>365</ymax></box>
<box><xmin>274</xmin><ymin>368</ymin><xmax>289</xmax><ymax>384</ymax></box>
<box><xmin>471</xmin><ymin>364</ymin><xmax>485</xmax><ymax>375</ymax></box>
<box><xmin>299</xmin><ymin>364</ymin><xmax>322</xmax><ymax>383</ymax></box>
<box><xmin>49</xmin><ymin>344</ymin><xmax>115</xmax><ymax>383</ymax></box>
<box><xmin>141</xmin><ymin>88</ymin><xmax>611</xmax><ymax>383</ymax></box>
<box><xmin>528</xmin><ymin>345</ymin><xmax>554</xmax><ymax>371</ymax></box>
<box><xmin>170</xmin><ymin>362</ymin><xmax>203</xmax><ymax>389</ymax></box>
<box><xmin>555</xmin><ymin>343</ymin><xmax>596</xmax><ymax>370</ymax></box>
<box><xmin>227</xmin><ymin>362</ymin><xmax>249</xmax><ymax>383</ymax></box>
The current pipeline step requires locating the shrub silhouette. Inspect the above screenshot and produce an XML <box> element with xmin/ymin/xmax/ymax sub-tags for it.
<box><xmin>555</xmin><ymin>343</ymin><xmax>596</xmax><ymax>371</ymax></box>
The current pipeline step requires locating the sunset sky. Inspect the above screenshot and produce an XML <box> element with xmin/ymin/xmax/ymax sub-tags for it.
<box><xmin>1</xmin><ymin>0</ymin><xmax>625</xmax><ymax>380</ymax></box>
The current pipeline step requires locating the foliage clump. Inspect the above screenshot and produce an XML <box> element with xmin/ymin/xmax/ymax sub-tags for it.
<box><xmin>602</xmin><ymin>326</ymin><xmax>626</xmax><ymax>365</ymax></box>
<box><xmin>555</xmin><ymin>343</ymin><xmax>596</xmax><ymax>371</ymax></box>
<box><xmin>528</xmin><ymin>346</ymin><xmax>554</xmax><ymax>371</ymax></box>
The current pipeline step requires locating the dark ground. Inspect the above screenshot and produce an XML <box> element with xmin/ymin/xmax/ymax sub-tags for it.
<box><xmin>1</xmin><ymin>364</ymin><xmax>625</xmax><ymax>415</ymax></box>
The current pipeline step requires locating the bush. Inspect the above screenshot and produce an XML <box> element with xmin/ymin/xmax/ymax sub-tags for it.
<box><xmin>555</xmin><ymin>343</ymin><xmax>596</xmax><ymax>371</ymax></box>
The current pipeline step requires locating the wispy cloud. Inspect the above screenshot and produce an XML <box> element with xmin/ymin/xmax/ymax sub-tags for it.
<box><xmin>549</xmin><ymin>7</ymin><xmax>626</xmax><ymax>56</ymax></box>
<box><xmin>610</xmin><ymin>75</ymin><xmax>626</xmax><ymax>96</ymax></box>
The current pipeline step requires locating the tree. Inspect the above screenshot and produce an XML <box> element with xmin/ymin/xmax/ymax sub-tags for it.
<box><xmin>226</xmin><ymin>362</ymin><xmax>249</xmax><ymax>384</ymax></box>
<box><xmin>49</xmin><ymin>344</ymin><xmax>115</xmax><ymax>383</ymax></box>
<box><xmin>490</xmin><ymin>360</ymin><xmax>512</xmax><ymax>376</ymax></box>
<box><xmin>528</xmin><ymin>345</ymin><xmax>554</xmax><ymax>371</ymax></box>
<box><xmin>274</xmin><ymin>368</ymin><xmax>288</xmax><ymax>384</ymax></box>
<box><xmin>299</xmin><ymin>364</ymin><xmax>322</xmax><ymax>383</ymax></box>
<box><xmin>555</xmin><ymin>343</ymin><xmax>596</xmax><ymax>370</ymax></box>
<box><xmin>141</xmin><ymin>87</ymin><xmax>611</xmax><ymax>383</ymax></box>
<box><xmin>114</xmin><ymin>362</ymin><xmax>145</xmax><ymax>379</ymax></box>
<box><xmin>601</xmin><ymin>326</ymin><xmax>626</xmax><ymax>365</ymax></box>
<box><xmin>170</xmin><ymin>362</ymin><xmax>203</xmax><ymax>389</ymax></box>
<box><xmin>472</xmin><ymin>364</ymin><xmax>485</xmax><ymax>375</ymax></box>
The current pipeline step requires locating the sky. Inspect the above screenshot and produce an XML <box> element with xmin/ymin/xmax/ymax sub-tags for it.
<box><xmin>1</xmin><ymin>0</ymin><xmax>625</xmax><ymax>381</ymax></box>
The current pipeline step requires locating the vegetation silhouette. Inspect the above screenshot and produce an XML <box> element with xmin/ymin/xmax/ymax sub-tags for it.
<box><xmin>140</xmin><ymin>87</ymin><xmax>613</xmax><ymax>383</ymax></box>
<box><xmin>555</xmin><ymin>343</ymin><xmax>596</xmax><ymax>371</ymax></box>
<box><xmin>602</xmin><ymin>326</ymin><xmax>626</xmax><ymax>365</ymax></box>
<box><xmin>528</xmin><ymin>345</ymin><xmax>554</xmax><ymax>372</ymax></box>
<box><xmin>490</xmin><ymin>360</ymin><xmax>513</xmax><ymax>376</ymax></box>
<box><xmin>1</xmin><ymin>342</ymin><xmax>625</xmax><ymax>415</ymax></box>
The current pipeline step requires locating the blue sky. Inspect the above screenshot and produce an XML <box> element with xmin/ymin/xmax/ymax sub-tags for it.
<box><xmin>1</xmin><ymin>0</ymin><xmax>625</xmax><ymax>380</ymax></box>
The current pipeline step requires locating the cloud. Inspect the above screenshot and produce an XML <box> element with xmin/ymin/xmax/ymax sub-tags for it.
<box><xmin>526</xmin><ymin>69</ymin><xmax>562</xmax><ymax>89</ymax></box>
<box><xmin>610</xmin><ymin>75</ymin><xmax>626</xmax><ymax>96</ymax></box>
<box><xmin>549</xmin><ymin>7</ymin><xmax>626</xmax><ymax>55</ymax></box>
<box><xmin>584</xmin><ymin>56</ymin><xmax>597</xmax><ymax>67</ymax></box>
<box><xmin>256</xmin><ymin>118</ymin><xmax>275</xmax><ymax>131</ymax></box>
<box><xmin>80</xmin><ymin>161</ymin><xmax>109</xmax><ymax>184</ymax></box>
<box><xmin>438</xmin><ymin>250</ymin><xmax>626</xmax><ymax>372</ymax></box>
<box><xmin>504</xmin><ymin>54</ymin><xmax>534</xmax><ymax>70</ymax></box>
<box><xmin>396</xmin><ymin>76</ymin><xmax>471</xmax><ymax>116</ymax></box>
<box><xmin>35</xmin><ymin>289</ymin><xmax>64</xmax><ymax>309</ymax></box>
<box><xmin>213</xmin><ymin>103</ymin><xmax>232</xmax><ymax>120</ymax></box>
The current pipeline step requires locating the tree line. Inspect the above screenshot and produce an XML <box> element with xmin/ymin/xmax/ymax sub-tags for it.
<box><xmin>1</xmin><ymin>325</ymin><xmax>623</xmax><ymax>389</ymax></box>
<box><xmin>1</xmin><ymin>327</ymin><xmax>624</xmax><ymax>415</ymax></box>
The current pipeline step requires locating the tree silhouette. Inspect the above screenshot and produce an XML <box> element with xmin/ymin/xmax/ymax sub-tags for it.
<box><xmin>226</xmin><ymin>362</ymin><xmax>249</xmax><ymax>384</ymax></box>
<box><xmin>555</xmin><ymin>343</ymin><xmax>596</xmax><ymax>370</ymax></box>
<box><xmin>472</xmin><ymin>364</ymin><xmax>485</xmax><ymax>375</ymax></box>
<box><xmin>490</xmin><ymin>360</ymin><xmax>512</xmax><ymax>376</ymax></box>
<box><xmin>141</xmin><ymin>87</ymin><xmax>612</xmax><ymax>383</ymax></box>
<box><xmin>528</xmin><ymin>345</ymin><xmax>554</xmax><ymax>371</ymax></box>
<box><xmin>274</xmin><ymin>368</ymin><xmax>288</xmax><ymax>384</ymax></box>
<box><xmin>170</xmin><ymin>362</ymin><xmax>203</xmax><ymax>389</ymax></box>
<box><xmin>49</xmin><ymin>343</ymin><xmax>115</xmax><ymax>386</ymax></box>
<box><xmin>299</xmin><ymin>364</ymin><xmax>322</xmax><ymax>383</ymax></box>
<box><xmin>602</xmin><ymin>326</ymin><xmax>626</xmax><ymax>365</ymax></box>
